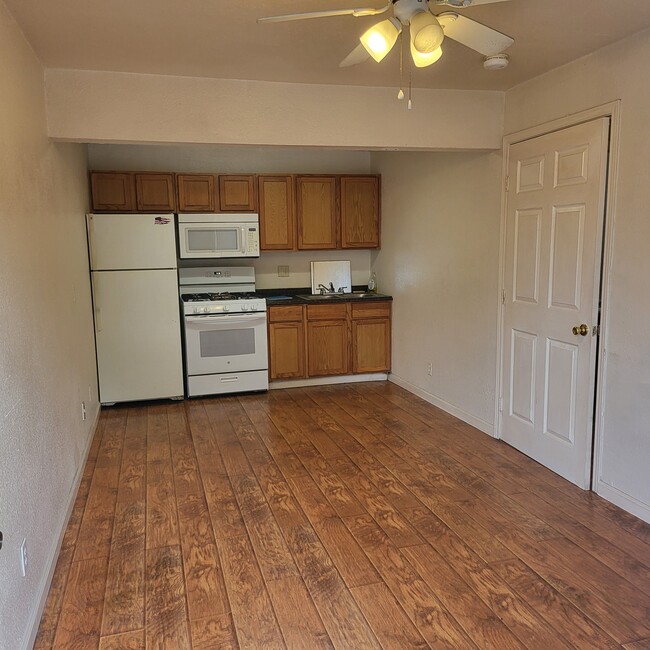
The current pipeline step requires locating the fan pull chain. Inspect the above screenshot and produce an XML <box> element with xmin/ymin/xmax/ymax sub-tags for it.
<box><xmin>397</xmin><ymin>33</ymin><xmax>405</xmax><ymax>100</ymax></box>
<box><xmin>407</xmin><ymin>33</ymin><xmax>413</xmax><ymax>110</ymax></box>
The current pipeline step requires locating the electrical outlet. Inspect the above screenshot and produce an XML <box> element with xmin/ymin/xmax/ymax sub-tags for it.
<box><xmin>426</xmin><ymin>362</ymin><xmax>433</xmax><ymax>376</ymax></box>
<box><xmin>81</xmin><ymin>401</ymin><xmax>87</xmax><ymax>421</ymax></box>
<box><xmin>20</xmin><ymin>538</ymin><xmax>27</xmax><ymax>577</ymax></box>
<box><xmin>277</xmin><ymin>265</ymin><xmax>290</xmax><ymax>277</ymax></box>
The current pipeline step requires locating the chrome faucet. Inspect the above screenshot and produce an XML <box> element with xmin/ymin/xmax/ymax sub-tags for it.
<box><xmin>317</xmin><ymin>283</ymin><xmax>332</xmax><ymax>294</ymax></box>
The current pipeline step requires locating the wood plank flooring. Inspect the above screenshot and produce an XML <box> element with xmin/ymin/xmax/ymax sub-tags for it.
<box><xmin>35</xmin><ymin>382</ymin><xmax>650</xmax><ymax>649</ymax></box>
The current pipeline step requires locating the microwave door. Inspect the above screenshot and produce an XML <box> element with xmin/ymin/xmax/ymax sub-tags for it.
<box><xmin>181</xmin><ymin>223</ymin><xmax>244</xmax><ymax>258</ymax></box>
<box><xmin>214</xmin><ymin>227</ymin><xmax>242</xmax><ymax>254</ymax></box>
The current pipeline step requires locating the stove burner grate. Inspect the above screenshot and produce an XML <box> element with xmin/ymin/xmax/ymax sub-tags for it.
<box><xmin>182</xmin><ymin>292</ymin><xmax>260</xmax><ymax>302</ymax></box>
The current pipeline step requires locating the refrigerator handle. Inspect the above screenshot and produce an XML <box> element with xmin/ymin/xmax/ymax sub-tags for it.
<box><xmin>95</xmin><ymin>307</ymin><xmax>102</xmax><ymax>333</ymax></box>
<box><xmin>87</xmin><ymin>215</ymin><xmax>96</xmax><ymax>267</ymax></box>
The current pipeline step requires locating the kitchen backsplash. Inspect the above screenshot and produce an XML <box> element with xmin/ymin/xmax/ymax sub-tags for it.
<box><xmin>178</xmin><ymin>249</ymin><xmax>371</xmax><ymax>289</ymax></box>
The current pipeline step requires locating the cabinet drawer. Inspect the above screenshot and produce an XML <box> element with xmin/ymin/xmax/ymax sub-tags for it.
<box><xmin>269</xmin><ymin>305</ymin><xmax>304</xmax><ymax>323</ymax></box>
<box><xmin>307</xmin><ymin>303</ymin><xmax>348</xmax><ymax>321</ymax></box>
<box><xmin>351</xmin><ymin>301</ymin><xmax>391</xmax><ymax>319</ymax></box>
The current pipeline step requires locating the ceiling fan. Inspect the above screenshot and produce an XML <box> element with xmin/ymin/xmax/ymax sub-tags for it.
<box><xmin>258</xmin><ymin>0</ymin><xmax>514</xmax><ymax>71</ymax></box>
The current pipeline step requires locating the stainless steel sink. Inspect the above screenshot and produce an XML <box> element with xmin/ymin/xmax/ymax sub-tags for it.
<box><xmin>346</xmin><ymin>292</ymin><xmax>378</xmax><ymax>299</ymax></box>
<box><xmin>298</xmin><ymin>294</ymin><xmax>344</xmax><ymax>301</ymax></box>
<box><xmin>298</xmin><ymin>292</ymin><xmax>386</xmax><ymax>301</ymax></box>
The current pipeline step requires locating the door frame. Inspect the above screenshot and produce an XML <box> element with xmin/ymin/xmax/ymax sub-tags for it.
<box><xmin>494</xmin><ymin>101</ymin><xmax>621</xmax><ymax>492</ymax></box>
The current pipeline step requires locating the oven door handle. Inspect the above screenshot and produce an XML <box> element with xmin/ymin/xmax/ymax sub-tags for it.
<box><xmin>185</xmin><ymin>315</ymin><xmax>267</xmax><ymax>327</ymax></box>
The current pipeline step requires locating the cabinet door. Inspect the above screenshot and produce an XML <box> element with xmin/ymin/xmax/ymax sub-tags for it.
<box><xmin>219</xmin><ymin>175</ymin><xmax>257</xmax><ymax>211</ymax></box>
<box><xmin>297</xmin><ymin>176</ymin><xmax>338</xmax><ymax>250</ymax></box>
<box><xmin>269</xmin><ymin>322</ymin><xmax>306</xmax><ymax>379</ymax></box>
<box><xmin>352</xmin><ymin>318</ymin><xmax>391</xmax><ymax>373</ymax></box>
<box><xmin>177</xmin><ymin>174</ymin><xmax>217</xmax><ymax>212</ymax></box>
<box><xmin>341</xmin><ymin>175</ymin><xmax>380</xmax><ymax>248</ymax></box>
<box><xmin>90</xmin><ymin>172</ymin><xmax>136</xmax><ymax>212</ymax></box>
<box><xmin>307</xmin><ymin>320</ymin><xmax>349</xmax><ymax>376</ymax></box>
<box><xmin>259</xmin><ymin>175</ymin><xmax>295</xmax><ymax>250</ymax></box>
<box><xmin>135</xmin><ymin>173</ymin><xmax>176</xmax><ymax>212</ymax></box>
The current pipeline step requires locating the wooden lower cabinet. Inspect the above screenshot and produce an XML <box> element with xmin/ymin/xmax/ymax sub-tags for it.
<box><xmin>307</xmin><ymin>320</ymin><xmax>349</xmax><ymax>376</ymax></box>
<box><xmin>351</xmin><ymin>301</ymin><xmax>391</xmax><ymax>373</ymax></box>
<box><xmin>268</xmin><ymin>301</ymin><xmax>391</xmax><ymax>380</ymax></box>
<box><xmin>352</xmin><ymin>318</ymin><xmax>391</xmax><ymax>373</ymax></box>
<box><xmin>268</xmin><ymin>306</ymin><xmax>306</xmax><ymax>380</ymax></box>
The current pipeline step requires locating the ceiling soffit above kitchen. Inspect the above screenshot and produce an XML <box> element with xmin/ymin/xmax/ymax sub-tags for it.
<box><xmin>5</xmin><ymin>0</ymin><xmax>650</xmax><ymax>91</ymax></box>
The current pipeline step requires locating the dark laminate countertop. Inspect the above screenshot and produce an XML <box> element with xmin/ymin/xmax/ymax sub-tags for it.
<box><xmin>258</xmin><ymin>287</ymin><xmax>392</xmax><ymax>306</ymax></box>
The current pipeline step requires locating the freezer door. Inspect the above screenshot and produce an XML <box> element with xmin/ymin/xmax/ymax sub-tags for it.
<box><xmin>87</xmin><ymin>213</ymin><xmax>177</xmax><ymax>270</ymax></box>
<box><xmin>92</xmin><ymin>269</ymin><xmax>183</xmax><ymax>403</ymax></box>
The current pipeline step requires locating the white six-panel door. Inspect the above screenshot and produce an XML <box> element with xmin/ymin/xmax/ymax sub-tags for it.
<box><xmin>500</xmin><ymin>118</ymin><xmax>609</xmax><ymax>488</ymax></box>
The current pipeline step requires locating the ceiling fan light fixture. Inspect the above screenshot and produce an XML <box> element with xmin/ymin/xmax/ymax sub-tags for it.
<box><xmin>410</xmin><ymin>11</ymin><xmax>444</xmax><ymax>53</ymax></box>
<box><xmin>360</xmin><ymin>17</ymin><xmax>402</xmax><ymax>62</ymax></box>
<box><xmin>483</xmin><ymin>53</ymin><xmax>509</xmax><ymax>69</ymax></box>
<box><xmin>410</xmin><ymin>41</ymin><xmax>443</xmax><ymax>67</ymax></box>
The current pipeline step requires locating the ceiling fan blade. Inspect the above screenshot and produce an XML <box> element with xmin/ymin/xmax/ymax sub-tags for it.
<box><xmin>429</xmin><ymin>0</ymin><xmax>511</xmax><ymax>6</ymax></box>
<box><xmin>437</xmin><ymin>12</ymin><xmax>513</xmax><ymax>56</ymax></box>
<box><xmin>258</xmin><ymin>3</ymin><xmax>390</xmax><ymax>24</ymax></box>
<box><xmin>339</xmin><ymin>43</ymin><xmax>372</xmax><ymax>67</ymax></box>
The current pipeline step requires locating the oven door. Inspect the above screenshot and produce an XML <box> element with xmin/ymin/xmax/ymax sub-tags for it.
<box><xmin>178</xmin><ymin>222</ymin><xmax>245</xmax><ymax>258</ymax></box>
<box><xmin>184</xmin><ymin>313</ymin><xmax>268</xmax><ymax>375</ymax></box>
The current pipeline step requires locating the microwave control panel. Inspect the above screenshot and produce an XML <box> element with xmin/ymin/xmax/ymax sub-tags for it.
<box><xmin>247</xmin><ymin>228</ymin><xmax>259</xmax><ymax>255</ymax></box>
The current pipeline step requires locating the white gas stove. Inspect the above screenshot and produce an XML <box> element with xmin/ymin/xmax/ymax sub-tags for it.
<box><xmin>179</xmin><ymin>267</ymin><xmax>268</xmax><ymax>397</ymax></box>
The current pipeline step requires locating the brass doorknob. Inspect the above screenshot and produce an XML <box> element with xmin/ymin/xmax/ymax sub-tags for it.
<box><xmin>572</xmin><ymin>324</ymin><xmax>590</xmax><ymax>336</ymax></box>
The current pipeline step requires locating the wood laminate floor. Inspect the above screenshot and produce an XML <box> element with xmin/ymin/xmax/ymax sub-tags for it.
<box><xmin>35</xmin><ymin>382</ymin><xmax>650</xmax><ymax>649</ymax></box>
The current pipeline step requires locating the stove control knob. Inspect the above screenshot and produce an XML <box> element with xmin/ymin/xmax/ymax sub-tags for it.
<box><xmin>193</xmin><ymin>307</ymin><xmax>200</xmax><ymax>314</ymax></box>
<box><xmin>241</xmin><ymin>305</ymin><xmax>249</xmax><ymax>311</ymax></box>
<box><xmin>250</xmin><ymin>304</ymin><xmax>257</xmax><ymax>312</ymax></box>
<box><xmin>203</xmin><ymin>306</ymin><xmax>210</xmax><ymax>314</ymax></box>
<box><xmin>223</xmin><ymin>305</ymin><xmax>230</xmax><ymax>312</ymax></box>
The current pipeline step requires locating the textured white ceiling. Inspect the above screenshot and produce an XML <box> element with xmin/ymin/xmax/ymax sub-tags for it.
<box><xmin>6</xmin><ymin>0</ymin><xmax>650</xmax><ymax>90</ymax></box>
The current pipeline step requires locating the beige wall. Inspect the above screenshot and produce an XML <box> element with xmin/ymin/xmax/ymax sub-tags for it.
<box><xmin>505</xmin><ymin>28</ymin><xmax>650</xmax><ymax>520</ymax></box>
<box><xmin>88</xmin><ymin>143</ymin><xmax>374</xmax><ymax>289</ymax></box>
<box><xmin>46</xmin><ymin>69</ymin><xmax>504</xmax><ymax>150</ymax></box>
<box><xmin>0</xmin><ymin>3</ymin><xmax>98</xmax><ymax>648</ymax></box>
<box><xmin>370</xmin><ymin>151</ymin><xmax>503</xmax><ymax>432</ymax></box>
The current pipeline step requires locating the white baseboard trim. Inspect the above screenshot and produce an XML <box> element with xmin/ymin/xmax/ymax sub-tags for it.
<box><xmin>22</xmin><ymin>404</ymin><xmax>102</xmax><ymax>650</ymax></box>
<box><xmin>595</xmin><ymin>479</ymin><xmax>650</xmax><ymax>525</ymax></box>
<box><xmin>389</xmin><ymin>374</ymin><xmax>495</xmax><ymax>437</ymax></box>
<box><xmin>270</xmin><ymin>373</ymin><xmax>388</xmax><ymax>390</ymax></box>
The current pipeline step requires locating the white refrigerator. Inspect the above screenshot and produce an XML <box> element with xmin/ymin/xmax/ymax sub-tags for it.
<box><xmin>87</xmin><ymin>213</ymin><xmax>184</xmax><ymax>404</ymax></box>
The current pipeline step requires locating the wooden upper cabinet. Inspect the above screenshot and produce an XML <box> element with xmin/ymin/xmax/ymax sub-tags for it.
<box><xmin>258</xmin><ymin>175</ymin><xmax>295</xmax><ymax>251</ymax></box>
<box><xmin>296</xmin><ymin>176</ymin><xmax>338</xmax><ymax>250</ymax></box>
<box><xmin>90</xmin><ymin>172</ymin><xmax>136</xmax><ymax>212</ymax></box>
<box><xmin>135</xmin><ymin>173</ymin><xmax>176</xmax><ymax>212</ymax></box>
<box><xmin>218</xmin><ymin>175</ymin><xmax>257</xmax><ymax>211</ymax></box>
<box><xmin>341</xmin><ymin>175</ymin><xmax>380</xmax><ymax>249</ymax></box>
<box><xmin>177</xmin><ymin>174</ymin><xmax>217</xmax><ymax>212</ymax></box>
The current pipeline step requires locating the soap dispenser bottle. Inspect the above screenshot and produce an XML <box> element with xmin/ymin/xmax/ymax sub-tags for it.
<box><xmin>367</xmin><ymin>272</ymin><xmax>377</xmax><ymax>293</ymax></box>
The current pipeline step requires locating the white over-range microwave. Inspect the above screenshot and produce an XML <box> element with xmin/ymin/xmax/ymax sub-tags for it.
<box><xmin>178</xmin><ymin>213</ymin><xmax>260</xmax><ymax>259</ymax></box>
